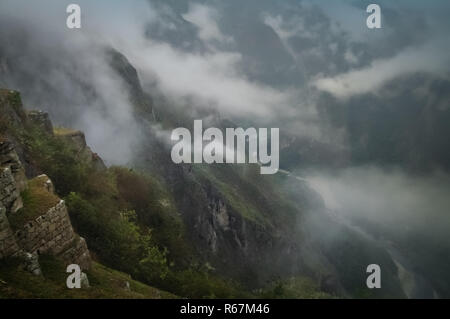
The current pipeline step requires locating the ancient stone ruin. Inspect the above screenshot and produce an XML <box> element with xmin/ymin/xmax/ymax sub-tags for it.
<box><xmin>0</xmin><ymin>140</ymin><xmax>91</xmax><ymax>273</ymax></box>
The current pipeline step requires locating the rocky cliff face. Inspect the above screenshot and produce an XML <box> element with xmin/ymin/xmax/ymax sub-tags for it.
<box><xmin>0</xmin><ymin>205</ymin><xmax>20</xmax><ymax>259</ymax></box>
<box><xmin>0</xmin><ymin>90</ymin><xmax>92</xmax><ymax>273</ymax></box>
<box><xmin>55</xmin><ymin>130</ymin><xmax>106</xmax><ymax>171</ymax></box>
<box><xmin>13</xmin><ymin>180</ymin><xmax>91</xmax><ymax>270</ymax></box>
<box><xmin>0</xmin><ymin>140</ymin><xmax>27</xmax><ymax>194</ymax></box>
<box><xmin>0</xmin><ymin>166</ymin><xmax>23</xmax><ymax>215</ymax></box>
<box><xmin>0</xmin><ymin>144</ymin><xmax>91</xmax><ymax>272</ymax></box>
<box><xmin>0</xmin><ymin>57</ymin><xmax>407</xmax><ymax>297</ymax></box>
<box><xmin>27</xmin><ymin>111</ymin><xmax>53</xmax><ymax>135</ymax></box>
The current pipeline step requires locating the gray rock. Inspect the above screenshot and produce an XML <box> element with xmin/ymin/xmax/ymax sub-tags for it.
<box><xmin>80</xmin><ymin>272</ymin><xmax>90</xmax><ymax>288</ymax></box>
<box><xmin>27</xmin><ymin>110</ymin><xmax>54</xmax><ymax>135</ymax></box>
<box><xmin>22</xmin><ymin>252</ymin><xmax>42</xmax><ymax>276</ymax></box>
<box><xmin>0</xmin><ymin>167</ymin><xmax>23</xmax><ymax>213</ymax></box>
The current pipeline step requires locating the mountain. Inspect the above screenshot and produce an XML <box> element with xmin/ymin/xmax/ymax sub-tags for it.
<box><xmin>1</xmin><ymin>0</ymin><xmax>448</xmax><ymax>299</ymax></box>
<box><xmin>0</xmin><ymin>89</ymin><xmax>176</xmax><ymax>298</ymax></box>
<box><xmin>0</xmin><ymin>62</ymin><xmax>405</xmax><ymax>298</ymax></box>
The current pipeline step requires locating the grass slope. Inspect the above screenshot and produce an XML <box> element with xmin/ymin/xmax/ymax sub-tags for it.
<box><xmin>0</xmin><ymin>256</ymin><xmax>176</xmax><ymax>299</ymax></box>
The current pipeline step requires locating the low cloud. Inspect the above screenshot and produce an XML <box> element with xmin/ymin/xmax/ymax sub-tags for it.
<box><xmin>182</xmin><ymin>3</ymin><xmax>232</xmax><ymax>44</ymax></box>
<box><xmin>313</xmin><ymin>40</ymin><xmax>450</xmax><ymax>99</ymax></box>
<box><xmin>306</xmin><ymin>166</ymin><xmax>450</xmax><ymax>237</ymax></box>
<box><xmin>129</xmin><ymin>42</ymin><xmax>296</xmax><ymax>119</ymax></box>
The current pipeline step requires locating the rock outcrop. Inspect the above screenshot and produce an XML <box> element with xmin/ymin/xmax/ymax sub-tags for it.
<box><xmin>27</xmin><ymin>110</ymin><xmax>54</xmax><ymax>135</ymax></box>
<box><xmin>0</xmin><ymin>141</ymin><xmax>91</xmax><ymax>272</ymax></box>
<box><xmin>0</xmin><ymin>167</ymin><xmax>23</xmax><ymax>214</ymax></box>
<box><xmin>0</xmin><ymin>89</ymin><xmax>94</xmax><ymax>273</ymax></box>
<box><xmin>0</xmin><ymin>89</ymin><xmax>27</xmax><ymax>127</ymax></box>
<box><xmin>0</xmin><ymin>206</ymin><xmax>20</xmax><ymax>259</ymax></box>
<box><xmin>0</xmin><ymin>139</ymin><xmax>27</xmax><ymax>192</ymax></box>
<box><xmin>56</xmin><ymin>130</ymin><xmax>106</xmax><ymax>171</ymax></box>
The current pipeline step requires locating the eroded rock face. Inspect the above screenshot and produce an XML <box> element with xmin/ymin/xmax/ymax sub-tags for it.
<box><xmin>21</xmin><ymin>252</ymin><xmax>42</xmax><ymax>276</ymax></box>
<box><xmin>0</xmin><ymin>144</ymin><xmax>91</xmax><ymax>271</ymax></box>
<box><xmin>210</xmin><ymin>198</ymin><xmax>230</xmax><ymax>231</ymax></box>
<box><xmin>0</xmin><ymin>205</ymin><xmax>20</xmax><ymax>258</ymax></box>
<box><xmin>0</xmin><ymin>140</ymin><xmax>26</xmax><ymax>214</ymax></box>
<box><xmin>58</xmin><ymin>130</ymin><xmax>106</xmax><ymax>170</ymax></box>
<box><xmin>0</xmin><ymin>89</ymin><xmax>27</xmax><ymax>126</ymax></box>
<box><xmin>80</xmin><ymin>272</ymin><xmax>90</xmax><ymax>288</ymax></box>
<box><xmin>0</xmin><ymin>139</ymin><xmax>27</xmax><ymax>192</ymax></box>
<box><xmin>0</xmin><ymin>167</ymin><xmax>23</xmax><ymax>214</ymax></box>
<box><xmin>0</xmin><ymin>90</ymin><xmax>93</xmax><ymax>273</ymax></box>
<box><xmin>27</xmin><ymin>110</ymin><xmax>54</xmax><ymax>135</ymax></box>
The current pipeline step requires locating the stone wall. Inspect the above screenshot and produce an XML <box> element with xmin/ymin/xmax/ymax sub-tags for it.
<box><xmin>14</xmin><ymin>199</ymin><xmax>91</xmax><ymax>269</ymax></box>
<box><xmin>1</xmin><ymin>194</ymin><xmax>92</xmax><ymax>270</ymax></box>
<box><xmin>0</xmin><ymin>145</ymin><xmax>91</xmax><ymax>270</ymax></box>
<box><xmin>0</xmin><ymin>90</ymin><xmax>92</xmax><ymax>273</ymax></box>
<box><xmin>15</xmin><ymin>200</ymin><xmax>74</xmax><ymax>255</ymax></box>
<box><xmin>0</xmin><ymin>205</ymin><xmax>20</xmax><ymax>258</ymax></box>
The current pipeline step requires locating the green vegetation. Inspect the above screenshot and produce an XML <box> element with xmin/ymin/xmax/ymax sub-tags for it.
<box><xmin>8</xmin><ymin>121</ymin><xmax>250</xmax><ymax>297</ymax></box>
<box><xmin>0</xmin><ymin>90</ymin><xmax>26</xmax><ymax>124</ymax></box>
<box><xmin>260</xmin><ymin>277</ymin><xmax>334</xmax><ymax>299</ymax></box>
<box><xmin>195</xmin><ymin>165</ymin><xmax>271</xmax><ymax>226</ymax></box>
<box><xmin>5</xmin><ymin>90</ymin><xmax>21</xmax><ymax>108</ymax></box>
<box><xmin>1</xmin><ymin>92</ymin><xmax>338</xmax><ymax>299</ymax></box>
<box><xmin>0</xmin><ymin>256</ymin><xmax>175</xmax><ymax>299</ymax></box>
<box><xmin>53</xmin><ymin>126</ymin><xmax>80</xmax><ymax>136</ymax></box>
<box><xmin>194</xmin><ymin>164</ymin><xmax>300</xmax><ymax>232</ymax></box>
<box><xmin>66</xmin><ymin>193</ymin><xmax>170</xmax><ymax>285</ymax></box>
<box><xmin>13</xmin><ymin>124</ymin><xmax>310</xmax><ymax>298</ymax></box>
<box><xmin>65</xmin><ymin>190</ymin><xmax>250</xmax><ymax>298</ymax></box>
<box><xmin>9</xmin><ymin>176</ymin><xmax>60</xmax><ymax>230</ymax></box>
<box><xmin>111</xmin><ymin>167</ymin><xmax>190</xmax><ymax>266</ymax></box>
<box><xmin>16</xmin><ymin>124</ymin><xmax>90</xmax><ymax>196</ymax></box>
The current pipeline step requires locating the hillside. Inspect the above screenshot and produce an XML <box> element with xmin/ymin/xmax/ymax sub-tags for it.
<box><xmin>0</xmin><ymin>86</ymin><xmax>406</xmax><ymax>298</ymax></box>
<box><xmin>0</xmin><ymin>260</ymin><xmax>175</xmax><ymax>299</ymax></box>
<box><xmin>0</xmin><ymin>89</ymin><xmax>175</xmax><ymax>299</ymax></box>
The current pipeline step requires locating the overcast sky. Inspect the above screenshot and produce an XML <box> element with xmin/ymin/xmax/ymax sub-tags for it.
<box><xmin>0</xmin><ymin>0</ymin><xmax>449</xmax><ymax>159</ymax></box>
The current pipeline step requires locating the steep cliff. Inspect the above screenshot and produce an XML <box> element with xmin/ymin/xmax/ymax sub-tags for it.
<box><xmin>0</xmin><ymin>137</ymin><xmax>92</xmax><ymax>272</ymax></box>
<box><xmin>0</xmin><ymin>89</ymin><xmax>176</xmax><ymax>298</ymax></box>
<box><xmin>105</xmin><ymin>52</ymin><xmax>407</xmax><ymax>298</ymax></box>
<box><xmin>0</xmin><ymin>77</ymin><xmax>406</xmax><ymax>298</ymax></box>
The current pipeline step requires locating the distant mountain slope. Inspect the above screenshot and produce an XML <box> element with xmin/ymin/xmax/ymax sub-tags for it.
<box><xmin>0</xmin><ymin>53</ymin><xmax>407</xmax><ymax>298</ymax></box>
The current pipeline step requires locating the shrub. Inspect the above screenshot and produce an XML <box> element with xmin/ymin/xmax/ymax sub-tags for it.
<box><xmin>111</xmin><ymin>167</ymin><xmax>191</xmax><ymax>267</ymax></box>
<box><xmin>19</xmin><ymin>125</ymin><xmax>88</xmax><ymax>196</ymax></box>
<box><xmin>9</xmin><ymin>177</ymin><xmax>60</xmax><ymax>230</ymax></box>
<box><xmin>65</xmin><ymin>193</ymin><xmax>169</xmax><ymax>285</ymax></box>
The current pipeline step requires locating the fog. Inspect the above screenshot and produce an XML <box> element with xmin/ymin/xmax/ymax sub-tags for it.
<box><xmin>298</xmin><ymin>166</ymin><xmax>450</xmax><ymax>298</ymax></box>
<box><xmin>1</xmin><ymin>0</ymin><xmax>449</xmax><ymax>297</ymax></box>
<box><xmin>1</xmin><ymin>0</ymin><xmax>449</xmax><ymax>161</ymax></box>
<box><xmin>305</xmin><ymin>166</ymin><xmax>450</xmax><ymax>238</ymax></box>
